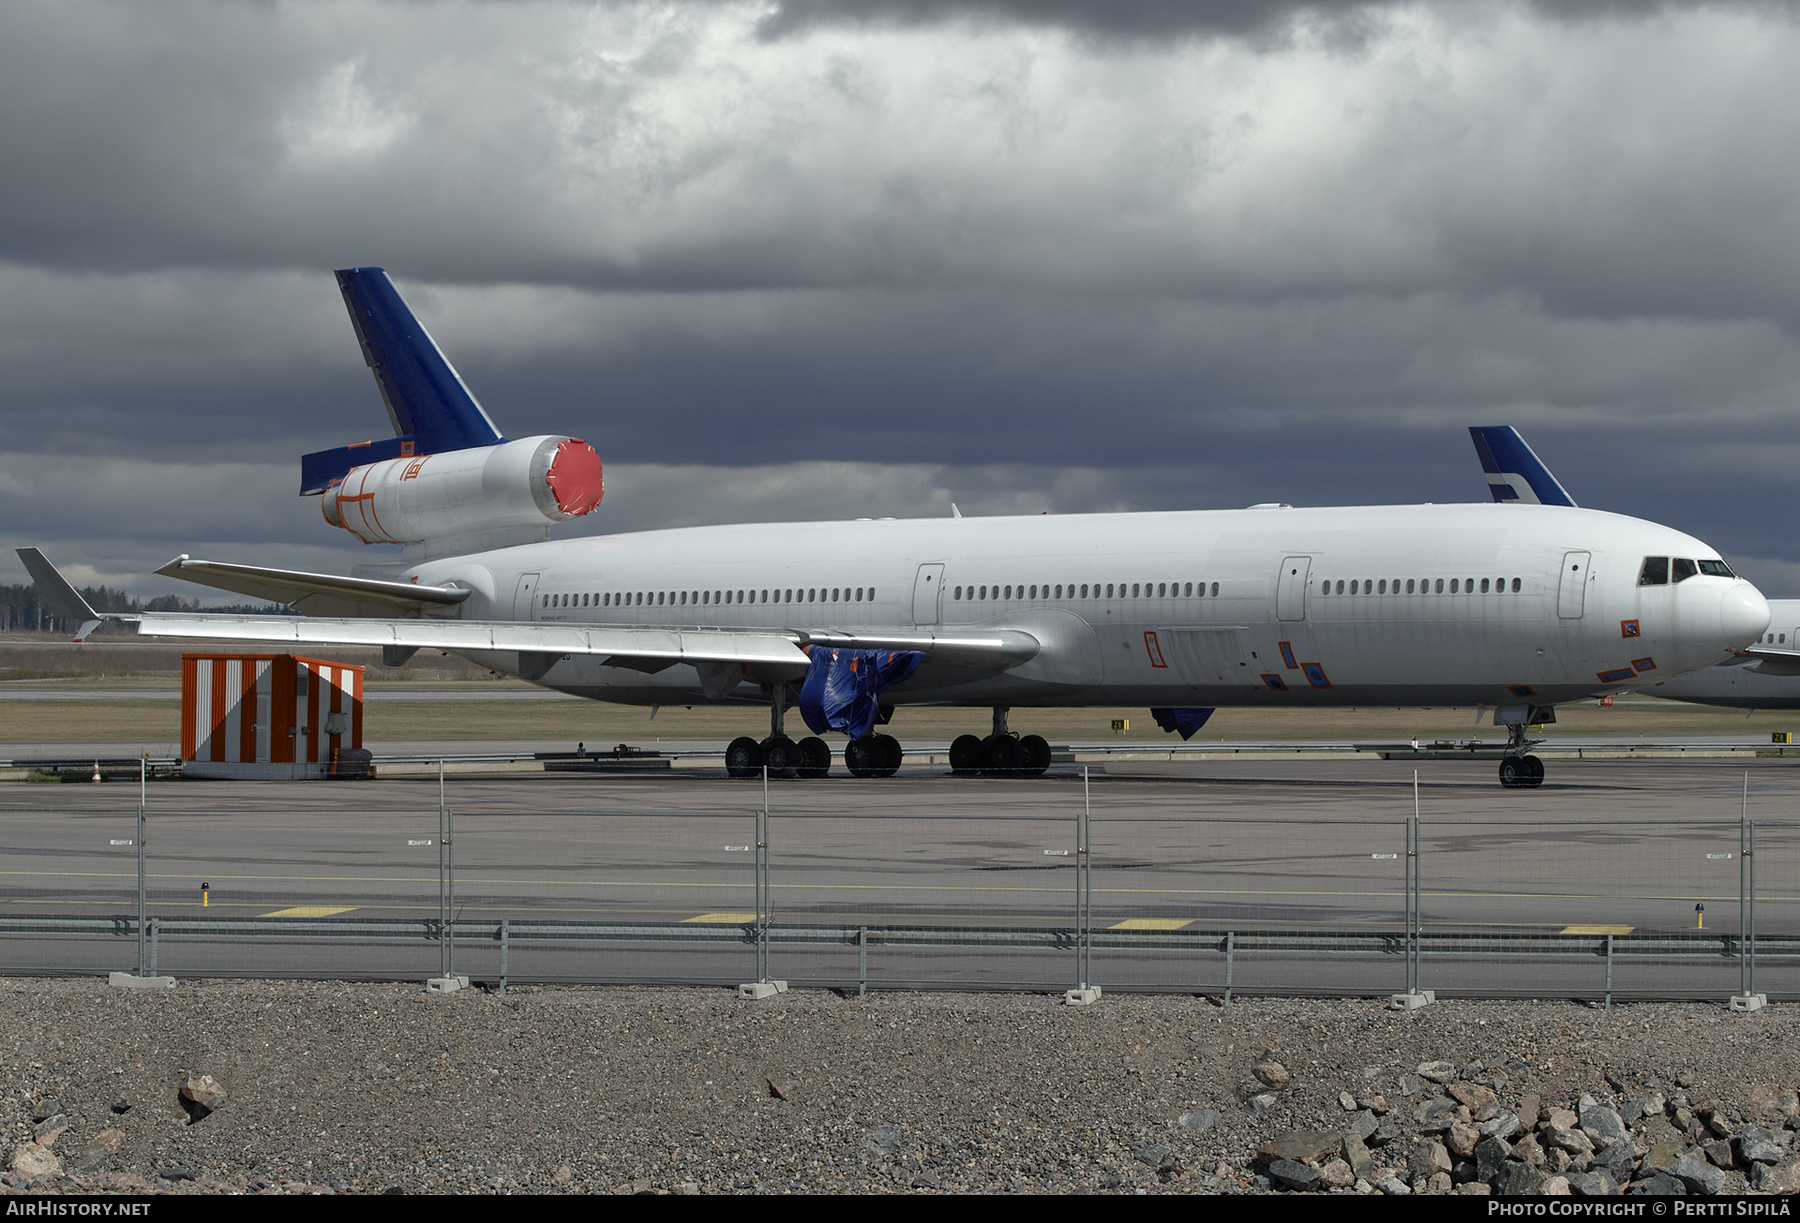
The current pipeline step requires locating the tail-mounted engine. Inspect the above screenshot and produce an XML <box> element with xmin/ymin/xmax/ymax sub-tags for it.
<box><xmin>323</xmin><ymin>435</ymin><xmax>603</xmax><ymax>546</ymax></box>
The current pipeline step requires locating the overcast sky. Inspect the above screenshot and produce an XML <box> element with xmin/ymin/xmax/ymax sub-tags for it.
<box><xmin>5</xmin><ymin>0</ymin><xmax>1800</xmax><ymax>597</ymax></box>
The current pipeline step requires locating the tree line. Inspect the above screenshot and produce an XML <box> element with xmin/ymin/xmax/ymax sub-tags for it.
<box><xmin>0</xmin><ymin>583</ymin><xmax>287</xmax><ymax>634</ymax></box>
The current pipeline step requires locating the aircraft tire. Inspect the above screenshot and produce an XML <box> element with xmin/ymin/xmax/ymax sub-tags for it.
<box><xmin>726</xmin><ymin>736</ymin><xmax>763</xmax><ymax>778</ymax></box>
<box><xmin>949</xmin><ymin>734</ymin><xmax>984</xmax><ymax>774</ymax></box>
<box><xmin>874</xmin><ymin>733</ymin><xmax>902</xmax><ymax>777</ymax></box>
<box><xmin>1498</xmin><ymin>757</ymin><xmax>1525</xmax><ymax>789</ymax></box>
<box><xmin>1524</xmin><ymin>754</ymin><xmax>1545</xmax><ymax>787</ymax></box>
<box><xmin>763</xmin><ymin>735</ymin><xmax>799</xmax><ymax>779</ymax></box>
<box><xmin>797</xmin><ymin>736</ymin><xmax>832</xmax><ymax>779</ymax></box>
<box><xmin>845</xmin><ymin>735</ymin><xmax>880</xmax><ymax>778</ymax></box>
<box><xmin>982</xmin><ymin>734</ymin><xmax>1022</xmax><ymax>775</ymax></box>
<box><xmin>1019</xmin><ymin>734</ymin><xmax>1051</xmax><ymax>777</ymax></box>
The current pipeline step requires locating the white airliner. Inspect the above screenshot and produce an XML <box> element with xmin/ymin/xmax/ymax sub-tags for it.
<box><xmin>1471</xmin><ymin>426</ymin><xmax>1800</xmax><ymax>712</ymax></box>
<box><xmin>19</xmin><ymin>271</ymin><xmax>1772</xmax><ymax>789</ymax></box>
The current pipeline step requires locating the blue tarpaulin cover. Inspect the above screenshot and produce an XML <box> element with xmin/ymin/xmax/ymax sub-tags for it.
<box><xmin>1150</xmin><ymin>707</ymin><xmax>1215</xmax><ymax>740</ymax></box>
<box><xmin>799</xmin><ymin>647</ymin><xmax>924</xmax><ymax>740</ymax></box>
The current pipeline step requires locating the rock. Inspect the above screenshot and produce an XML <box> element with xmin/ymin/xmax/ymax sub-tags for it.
<box><xmin>1708</xmin><ymin>1114</ymin><xmax>1735</xmax><ymax>1140</ymax></box>
<box><xmin>1406</xmin><ymin>1139</ymin><xmax>1452</xmax><ymax>1182</ymax></box>
<box><xmin>1179</xmin><ymin>1109</ymin><xmax>1222</xmax><ymax>1133</ymax></box>
<box><xmin>1377</xmin><ymin>1174</ymin><xmax>1411</xmax><ymax>1195</ymax></box>
<box><xmin>31</xmin><ymin>1114</ymin><xmax>66</xmax><ymax>1148</ymax></box>
<box><xmin>1752</xmin><ymin>1156</ymin><xmax>1800</xmax><ymax>1194</ymax></box>
<box><xmin>1338</xmin><ymin>1091</ymin><xmax>1358</xmax><ymax>1112</ymax></box>
<box><xmin>92</xmin><ymin>1129</ymin><xmax>123</xmax><ymax>1154</ymax></box>
<box><xmin>911</xmin><ymin>1170</ymin><xmax>945</xmax><ymax>1189</ymax></box>
<box><xmin>1578</xmin><ymin>1094</ymin><xmax>1628</xmax><ymax>1146</ymax></box>
<box><xmin>1543</xmin><ymin>1175</ymin><xmax>1571</xmax><ymax>1194</ymax></box>
<box><xmin>110</xmin><ymin>1097</ymin><xmax>131</xmax><ymax>1115</ymax></box>
<box><xmin>1514</xmin><ymin>1134</ymin><xmax>1547</xmax><ymax>1167</ymax></box>
<box><xmin>1348</xmin><ymin>1110</ymin><xmax>1379</xmax><ymax>1143</ymax></box>
<box><xmin>1636</xmin><ymin>1172</ymin><xmax>1687</xmax><ymax>1195</ymax></box>
<box><xmin>1738</xmin><ymin>1127</ymin><xmax>1784</xmax><ymax>1165</ymax></box>
<box><xmin>1640</xmin><ymin>1140</ymin><xmax>1685</xmax><ymax>1177</ymax></box>
<box><xmin>1398</xmin><ymin>1075</ymin><xmax>1423</xmax><ymax>1097</ymax></box>
<box><xmin>552</xmin><ymin>1166</ymin><xmax>573</xmax><ymax>1185</ymax></box>
<box><xmin>1479</xmin><ymin>1111</ymin><xmax>1521</xmax><ymax>1141</ymax></box>
<box><xmin>1592</xmin><ymin>1140</ymin><xmax>1639</xmax><ymax>1183</ymax></box>
<box><xmin>1343</xmin><ymin>1136</ymin><xmax>1376</xmax><ymax>1181</ymax></box>
<box><xmin>1702</xmin><ymin>1138</ymin><xmax>1734</xmax><ymax>1169</ymax></box>
<box><xmin>73</xmin><ymin>1144</ymin><xmax>112</xmax><ymax>1173</ymax></box>
<box><xmin>1670</xmin><ymin>1152</ymin><xmax>1725</xmax><ymax>1195</ymax></box>
<box><xmin>1475</xmin><ymin>1136</ymin><xmax>1512</xmax><ymax>1183</ymax></box>
<box><xmin>1455</xmin><ymin>1181</ymin><xmax>1493</xmax><ymax>1195</ymax></box>
<box><xmin>1780</xmin><ymin>1090</ymin><xmax>1800</xmax><ymax>1118</ymax></box>
<box><xmin>30</xmin><ymin>1099</ymin><xmax>60</xmax><ymax>1124</ymax></box>
<box><xmin>1568</xmin><ymin>1170</ymin><xmax>1619</xmax><ymax>1196</ymax></box>
<box><xmin>1257</xmin><ymin>1130</ymin><xmax>1344</xmax><ymax>1166</ymax></box>
<box><xmin>1416</xmin><ymin>1097</ymin><xmax>1463</xmax><ymax>1131</ymax></box>
<box><xmin>1642</xmin><ymin>1091</ymin><xmax>1667</xmax><ymax>1118</ymax></box>
<box><xmin>1542</xmin><ymin>1107</ymin><xmax>1578</xmax><ymax>1132</ymax></box>
<box><xmin>1135</xmin><ymin>1144</ymin><xmax>1175</xmax><ymax>1171</ymax></box>
<box><xmin>1248</xmin><ymin>1093</ymin><xmax>1279</xmax><ymax>1116</ymax></box>
<box><xmin>1417</xmin><ymin>1061</ymin><xmax>1456</xmax><ymax>1084</ymax></box>
<box><xmin>157</xmin><ymin>1168</ymin><xmax>195</xmax><ymax>1182</ymax></box>
<box><xmin>181</xmin><ymin>1073</ymin><xmax>228</xmax><ymax>1115</ymax></box>
<box><xmin>1747</xmin><ymin>1085</ymin><xmax>1781</xmax><ymax>1118</ymax></box>
<box><xmin>1370</xmin><ymin>1121</ymin><xmax>1403</xmax><ymax>1148</ymax></box>
<box><xmin>1449</xmin><ymin>1083</ymin><xmax>1496</xmax><ymax>1111</ymax></box>
<box><xmin>1500</xmin><ymin>1161</ymin><xmax>1546</xmax><ymax>1195</ymax></box>
<box><xmin>1253</xmin><ymin>1061</ymin><xmax>1290</xmax><ymax>1090</ymax></box>
<box><xmin>862</xmin><ymin>1123</ymin><xmax>901</xmax><ymax>1155</ymax></box>
<box><xmin>1267</xmin><ymin>1158</ymin><xmax>1322</xmax><ymax>1191</ymax></box>
<box><xmin>1447</xmin><ymin>1121</ymin><xmax>1480</xmax><ymax>1160</ymax></box>
<box><xmin>10</xmin><ymin>1144</ymin><xmax>62</xmax><ymax>1179</ymax></box>
<box><xmin>1358</xmin><ymin>1094</ymin><xmax>1388</xmax><ymax>1115</ymax></box>
<box><xmin>1425</xmin><ymin>1171</ymin><xmax>1453</xmax><ymax>1194</ymax></box>
<box><xmin>1320</xmin><ymin>1159</ymin><xmax>1354</xmax><ymax>1189</ymax></box>
<box><xmin>1548</xmin><ymin>1127</ymin><xmax>1594</xmax><ymax>1157</ymax></box>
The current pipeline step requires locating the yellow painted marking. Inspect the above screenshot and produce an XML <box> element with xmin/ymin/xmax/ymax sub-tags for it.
<box><xmin>1109</xmin><ymin>918</ymin><xmax>1194</xmax><ymax>931</ymax></box>
<box><xmin>1560</xmin><ymin>924</ymin><xmax>1634</xmax><ymax>935</ymax></box>
<box><xmin>683</xmin><ymin>912</ymin><xmax>757</xmax><ymax>924</ymax></box>
<box><xmin>260</xmin><ymin>905</ymin><xmax>359</xmax><ymax>918</ymax></box>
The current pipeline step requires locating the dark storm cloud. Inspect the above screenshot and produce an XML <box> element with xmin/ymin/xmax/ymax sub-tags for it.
<box><xmin>4</xmin><ymin>0</ymin><xmax>1800</xmax><ymax>597</ymax></box>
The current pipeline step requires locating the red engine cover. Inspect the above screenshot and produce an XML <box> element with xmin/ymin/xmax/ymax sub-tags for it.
<box><xmin>544</xmin><ymin>438</ymin><xmax>604</xmax><ymax>516</ymax></box>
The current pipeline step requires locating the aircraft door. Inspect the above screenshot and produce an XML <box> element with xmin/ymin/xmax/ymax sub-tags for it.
<box><xmin>1557</xmin><ymin>552</ymin><xmax>1591</xmax><ymax>619</ymax></box>
<box><xmin>1277</xmin><ymin>556</ymin><xmax>1311</xmax><ymax>622</ymax></box>
<box><xmin>514</xmin><ymin>572</ymin><xmax>541</xmax><ymax>620</ymax></box>
<box><xmin>912</xmin><ymin>563</ymin><xmax>945</xmax><ymax>626</ymax></box>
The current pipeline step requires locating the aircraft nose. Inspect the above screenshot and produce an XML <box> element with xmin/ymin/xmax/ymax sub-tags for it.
<box><xmin>1720</xmin><ymin>582</ymin><xmax>1771</xmax><ymax>649</ymax></box>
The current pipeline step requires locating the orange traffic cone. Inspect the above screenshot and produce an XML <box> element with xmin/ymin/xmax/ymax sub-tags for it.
<box><xmin>91</xmin><ymin>760</ymin><xmax>101</xmax><ymax>784</ymax></box>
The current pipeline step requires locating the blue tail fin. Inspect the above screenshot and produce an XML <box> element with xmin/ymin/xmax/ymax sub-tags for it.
<box><xmin>300</xmin><ymin>267</ymin><xmax>506</xmax><ymax>494</ymax></box>
<box><xmin>1468</xmin><ymin>426</ymin><xmax>1578</xmax><ymax>507</ymax></box>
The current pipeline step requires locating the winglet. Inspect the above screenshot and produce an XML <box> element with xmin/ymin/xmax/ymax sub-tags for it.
<box><xmin>1468</xmin><ymin>426</ymin><xmax>1578</xmax><ymax>507</ymax></box>
<box><xmin>15</xmin><ymin>548</ymin><xmax>104</xmax><ymax>640</ymax></box>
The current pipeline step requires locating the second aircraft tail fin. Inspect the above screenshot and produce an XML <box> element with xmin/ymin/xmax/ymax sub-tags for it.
<box><xmin>1468</xmin><ymin>426</ymin><xmax>1578</xmax><ymax>507</ymax></box>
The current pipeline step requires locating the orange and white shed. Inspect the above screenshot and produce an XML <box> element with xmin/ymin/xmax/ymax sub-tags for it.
<box><xmin>180</xmin><ymin>654</ymin><xmax>364</xmax><ymax>779</ymax></box>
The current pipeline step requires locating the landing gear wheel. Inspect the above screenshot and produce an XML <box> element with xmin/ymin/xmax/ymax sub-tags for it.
<box><xmin>949</xmin><ymin>734</ymin><xmax>984</xmax><ymax>775</ymax></box>
<box><xmin>1523</xmin><ymin>754</ymin><xmax>1545</xmax><ymax>788</ymax></box>
<box><xmin>762</xmin><ymin>735</ymin><xmax>798</xmax><ymax>779</ymax></box>
<box><xmin>845</xmin><ymin>736</ymin><xmax>881</xmax><ymax>778</ymax></box>
<box><xmin>1019</xmin><ymin>734</ymin><xmax>1051</xmax><ymax>777</ymax></box>
<box><xmin>874</xmin><ymin>733</ymin><xmax>902</xmax><ymax>778</ymax></box>
<box><xmin>1498</xmin><ymin>756</ymin><xmax>1526</xmax><ymax>789</ymax></box>
<box><xmin>797</xmin><ymin>736</ymin><xmax>832</xmax><ymax>779</ymax></box>
<box><xmin>726</xmin><ymin>736</ymin><xmax>763</xmax><ymax>779</ymax></box>
<box><xmin>982</xmin><ymin>734</ymin><xmax>1022</xmax><ymax>775</ymax></box>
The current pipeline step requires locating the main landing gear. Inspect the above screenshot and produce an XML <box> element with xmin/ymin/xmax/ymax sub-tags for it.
<box><xmin>1498</xmin><ymin>720</ymin><xmax>1545</xmax><ymax>789</ymax></box>
<box><xmin>726</xmin><ymin>684</ymin><xmax>833</xmax><ymax>780</ymax></box>
<box><xmin>724</xmin><ymin>686</ymin><xmax>899</xmax><ymax>779</ymax></box>
<box><xmin>949</xmin><ymin>708</ymin><xmax>1050</xmax><ymax>778</ymax></box>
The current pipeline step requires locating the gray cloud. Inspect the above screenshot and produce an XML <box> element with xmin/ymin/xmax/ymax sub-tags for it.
<box><xmin>3</xmin><ymin>1</ymin><xmax>1800</xmax><ymax>601</ymax></box>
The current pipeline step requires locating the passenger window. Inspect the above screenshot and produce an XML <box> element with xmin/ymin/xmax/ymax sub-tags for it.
<box><xmin>1210</xmin><ymin>583</ymin><xmax>1219</xmax><ymax>597</ymax></box>
<box><xmin>1638</xmin><ymin>557</ymin><xmax>1669</xmax><ymax>586</ymax></box>
<box><xmin>1672</xmin><ymin>558</ymin><xmax>1698</xmax><ymax>583</ymax></box>
<box><xmin>1434</xmin><ymin>578</ymin><xmax>1444</xmax><ymax>593</ymax></box>
<box><xmin>1511</xmin><ymin>578</ymin><xmax>1521</xmax><ymax>592</ymax></box>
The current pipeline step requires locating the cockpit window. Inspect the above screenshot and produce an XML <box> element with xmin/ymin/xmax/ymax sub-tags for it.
<box><xmin>1672</xmin><ymin>558</ymin><xmax>1699</xmax><ymax>583</ymax></box>
<box><xmin>1638</xmin><ymin>557</ymin><xmax>1669</xmax><ymax>586</ymax></box>
<box><xmin>1698</xmin><ymin>559</ymin><xmax>1736</xmax><ymax>578</ymax></box>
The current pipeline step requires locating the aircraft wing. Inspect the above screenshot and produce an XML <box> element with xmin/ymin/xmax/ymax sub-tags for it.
<box><xmin>1734</xmin><ymin>646</ymin><xmax>1800</xmax><ymax>677</ymax></box>
<box><xmin>155</xmin><ymin>555</ymin><xmax>470</xmax><ymax>618</ymax></box>
<box><xmin>123</xmin><ymin>612</ymin><xmax>815</xmax><ymax>681</ymax></box>
<box><xmin>795</xmin><ymin>628</ymin><xmax>1038</xmax><ymax>670</ymax></box>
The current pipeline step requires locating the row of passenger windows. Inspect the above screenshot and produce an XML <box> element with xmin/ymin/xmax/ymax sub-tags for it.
<box><xmin>1319</xmin><ymin>577</ymin><xmax>1523</xmax><ymax>595</ymax></box>
<box><xmin>956</xmin><ymin>582</ymin><xmax>1222</xmax><ymax>601</ymax></box>
<box><xmin>542</xmin><ymin>587</ymin><xmax>875</xmax><ymax>610</ymax></box>
<box><xmin>1639</xmin><ymin>557</ymin><xmax>1736</xmax><ymax>586</ymax></box>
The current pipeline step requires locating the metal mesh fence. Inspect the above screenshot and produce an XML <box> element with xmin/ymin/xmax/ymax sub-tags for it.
<box><xmin>2</xmin><ymin>766</ymin><xmax>1798</xmax><ymax>1001</ymax></box>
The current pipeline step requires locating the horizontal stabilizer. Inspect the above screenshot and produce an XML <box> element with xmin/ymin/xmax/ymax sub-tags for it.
<box><xmin>1469</xmin><ymin>426</ymin><xmax>1577</xmax><ymax>507</ymax></box>
<box><xmin>156</xmin><ymin>555</ymin><xmax>471</xmax><ymax>619</ymax></box>
<box><xmin>126</xmin><ymin>613</ymin><xmax>814</xmax><ymax>683</ymax></box>
<box><xmin>334</xmin><ymin>267</ymin><xmax>504</xmax><ymax>456</ymax></box>
<box><xmin>300</xmin><ymin>434</ymin><xmax>416</xmax><ymax>496</ymax></box>
<box><xmin>15</xmin><ymin>548</ymin><xmax>102</xmax><ymax>641</ymax></box>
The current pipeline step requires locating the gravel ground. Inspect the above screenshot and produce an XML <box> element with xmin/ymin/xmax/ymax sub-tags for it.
<box><xmin>3</xmin><ymin>978</ymin><xmax>1799</xmax><ymax>1195</ymax></box>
